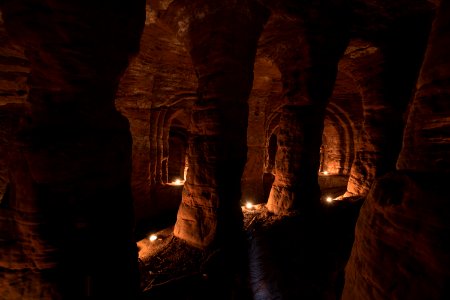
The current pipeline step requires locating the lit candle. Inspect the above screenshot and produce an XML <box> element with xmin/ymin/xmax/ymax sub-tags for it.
<box><xmin>323</xmin><ymin>171</ymin><xmax>329</xmax><ymax>175</ymax></box>
<box><xmin>326</xmin><ymin>197</ymin><xmax>333</xmax><ymax>203</ymax></box>
<box><xmin>245</xmin><ymin>201</ymin><xmax>253</xmax><ymax>209</ymax></box>
<box><xmin>149</xmin><ymin>234</ymin><xmax>157</xmax><ymax>242</ymax></box>
<box><xmin>170</xmin><ymin>178</ymin><xmax>184</xmax><ymax>185</ymax></box>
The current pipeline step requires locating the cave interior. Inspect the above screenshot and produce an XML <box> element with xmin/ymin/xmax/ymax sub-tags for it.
<box><xmin>0</xmin><ymin>0</ymin><xmax>449</xmax><ymax>299</ymax></box>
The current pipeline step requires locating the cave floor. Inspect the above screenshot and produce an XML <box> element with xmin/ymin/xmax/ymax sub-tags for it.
<box><xmin>138</xmin><ymin>185</ymin><xmax>363</xmax><ymax>299</ymax></box>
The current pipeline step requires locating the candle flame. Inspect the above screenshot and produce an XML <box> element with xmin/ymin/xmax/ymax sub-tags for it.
<box><xmin>171</xmin><ymin>178</ymin><xmax>184</xmax><ymax>185</ymax></box>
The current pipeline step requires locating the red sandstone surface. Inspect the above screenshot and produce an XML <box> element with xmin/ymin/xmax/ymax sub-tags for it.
<box><xmin>0</xmin><ymin>0</ymin><xmax>448</xmax><ymax>299</ymax></box>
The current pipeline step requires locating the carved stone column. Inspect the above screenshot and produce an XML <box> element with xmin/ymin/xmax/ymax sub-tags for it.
<box><xmin>0</xmin><ymin>0</ymin><xmax>145</xmax><ymax>298</ymax></box>
<box><xmin>172</xmin><ymin>0</ymin><xmax>269</xmax><ymax>248</ymax></box>
<box><xmin>343</xmin><ymin>2</ymin><xmax>450</xmax><ymax>299</ymax></box>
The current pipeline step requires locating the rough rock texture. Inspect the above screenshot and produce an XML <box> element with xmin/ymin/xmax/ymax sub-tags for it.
<box><xmin>343</xmin><ymin>1</ymin><xmax>450</xmax><ymax>299</ymax></box>
<box><xmin>322</xmin><ymin>71</ymin><xmax>363</xmax><ymax>175</ymax></box>
<box><xmin>342</xmin><ymin>6</ymin><xmax>434</xmax><ymax>196</ymax></box>
<box><xmin>397</xmin><ymin>1</ymin><xmax>450</xmax><ymax>172</ymax></box>
<box><xmin>0</xmin><ymin>0</ymin><xmax>447</xmax><ymax>298</ymax></box>
<box><xmin>115</xmin><ymin>9</ymin><xmax>197</xmax><ymax>221</ymax></box>
<box><xmin>341</xmin><ymin>41</ymin><xmax>396</xmax><ymax>196</ymax></box>
<box><xmin>167</xmin><ymin>126</ymin><xmax>188</xmax><ymax>181</ymax></box>
<box><xmin>0</xmin><ymin>0</ymin><xmax>146</xmax><ymax>298</ymax></box>
<box><xmin>343</xmin><ymin>172</ymin><xmax>450</xmax><ymax>300</ymax></box>
<box><xmin>164</xmin><ymin>0</ymin><xmax>270</xmax><ymax>248</ymax></box>
<box><xmin>241</xmin><ymin>57</ymin><xmax>281</xmax><ymax>204</ymax></box>
<box><xmin>267</xmin><ymin>106</ymin><xmax>326</xmax><ymax>214</ymax></box>
<box><xmin>0</xmin><ymin>18</ymin><xmax>29</xmax><ymax>106</ymax></box>
<box><xmin>264</xmin><ymin>1</ymin><xmax>350</xmax><ymax>214</ymax></box>
<box><xmin>261</xmin><ymin>67</ymin><xmax>362</xmax><ymax>186</ymax></box>
<box><xmin>116</xmin><ymin>0</ymin><xmax>437</xmax><ymax>246</ymax></box>
<box><xmin>0</xmin><ymin>105</ymin><xmax>22</xmax><ymax>202</ymax></box>
<box><xmin>0</xmin><ymin>16</ymin><xmax>29</xmax><ymax>203</ymax></box>
<box><xmin>243</xmin><ymin>55</ymin><xmax>362</xmax><ymax>205</ymax></box>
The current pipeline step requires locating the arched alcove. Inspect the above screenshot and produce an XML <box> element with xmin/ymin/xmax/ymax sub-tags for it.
<box><xmin>241</xmin><ymin>56</ymin><xmax>282</xmax><ymax>204</ymax></box>
<box><xmin>267</xmin><ymin>131</ymin><xmax>278</xmax><ymax>175</ymax></box>
<box><xmin>167</xmin><ymin>110</ymin><xmax>190</xmax><ymax>183</ymax></box>
<box><xmin>322</xmin><ymin>70</ymin><xmax>363</xmax><ymax>177</ymax></box>
<box><xmin>114</xmin><ymin>7</ymin><xmax>197</xmax><ymax>222</ymax></box>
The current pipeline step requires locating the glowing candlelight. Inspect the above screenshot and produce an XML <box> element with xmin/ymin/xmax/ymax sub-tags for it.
<box><xmin>326</xmin><ymin>197</ymin><xmax>333</xmax><ymax>203</ymax></box>
<box><xmin>170</xmin><ymin>178</ymin><xmax>184</xmax><ymax>185</ymax></box>
<box><xmin>245</xmin><ymin>201</ymin><xmax>253</xmax><ymax>209</ymax></box>
<box><xmin>149</xmin><ymin>234</ymin><xmax>157</xmax><ymax>242</ymax></box>
<box><xmin>323</xmin><ymin>171</ymin><xmax>329</xmax><ymax>175</ymax></box>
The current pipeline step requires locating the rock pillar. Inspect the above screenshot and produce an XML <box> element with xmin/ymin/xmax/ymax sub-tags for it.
<box><xmin>267</xmin><ymin>105</ymin><xmax>326</xmax><ymax>214</ymax></box>
<box><xmin>0</xmin><ymin>0</ymin><xmax>145</xmax><ymax>298</ymax></box>
<box><xmin>266</xmin><ymin>9</ymin><xmax>350</xmax><ymax>214</ymax></box>
<box><xmin>173</xmin><ymin>0</ymin><xmax>269</xmax><ymax>248</ymax></box>
<box><xmin>343</xmin><ymin>2</ymin><xmax>450</xmax><ymax>299</ymax></box>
